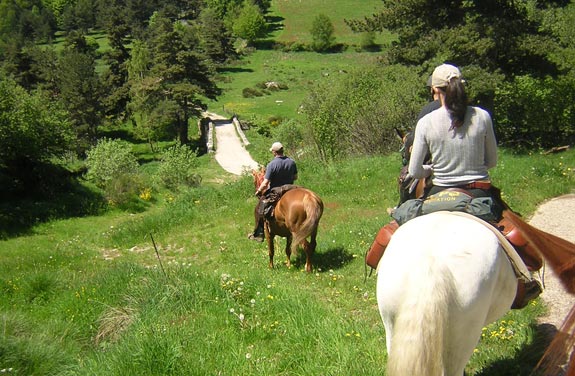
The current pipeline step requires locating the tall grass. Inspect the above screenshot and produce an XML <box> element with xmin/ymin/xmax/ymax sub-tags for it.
<box><xmin>2</xmin><ymin>146</ymin><xmax>574</xmax><ymax>375</ymax></box>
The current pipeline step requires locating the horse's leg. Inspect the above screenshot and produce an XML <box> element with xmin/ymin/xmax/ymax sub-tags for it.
<box><xmin>300</xmin><ymin>239</ymin><xmax>313</xmax><ymax>273</ymax></box>
<box><xmin>304</xmin><ymin>228</ymin><xmax>318</xmax><ymax>273</ymax></box>
<box><xmin>285</xmin><ymin>235</ymin><xmax>292</xmax><ymax>269</ymax></box>
<box><xmin>266</xmin><ymin>224</ymin><xmax>275</xmax><ymax>269</ymax></box>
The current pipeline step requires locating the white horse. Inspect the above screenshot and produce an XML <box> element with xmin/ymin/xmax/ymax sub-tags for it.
<box><xmin>377</xmin><ymin>211</ymin><xmax>518</xmax><ymax>376</ymax></box>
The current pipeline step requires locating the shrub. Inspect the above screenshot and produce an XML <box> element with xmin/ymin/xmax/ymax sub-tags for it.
<box><xmin>242</xmin><ymin>87</ymin><xmax>263</xmax><ymax>98</ymax></box>
<box><xmin>495</xmin><ymin>74</ymin><xmax>575</xmax><ymax>150</ymax></box>
<box><xmin>301</xmin><ymin>64</ymin><xmax>424</xmax><ymax>161</ymax></box>
<box><xmin>156</xmin><ymin>144</ymin><xmax>201</xmax><ymax>190</ymax></box>
<box><xmin>85</xmin><ymin>138</ymin><xmax>139</xmax><ymax>188</ymax></box>
<box><xmin>310</xmin><ymin>14</ymin><xmax>335</xmax><ymax>52</ymax></box>
<box><xmin>272</xmin><ymin>119</ymin><xmax>307</xmax><ymax>156</ymax></box>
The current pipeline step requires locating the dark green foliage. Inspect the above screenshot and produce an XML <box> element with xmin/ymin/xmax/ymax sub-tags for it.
<box><xmin>344</xmin><ymin>0</ymin><xmax>574</xmax><ymax>150</ymax></box>
<box><xmin>57</xmin><ymin>47</ymin><xmax>104</xmax><ymax>152</ymax></box>
<box><xmin>197</xmin><ymin>7</ymin><xmax>237</xmax><ymax>64</ymax></box>
<box><xmin>346</xmin><ymin>0</ymin><xmax>560</xmax><ymax>78</ymax></box>
<box><xmin>127</xmin><ymin>11</ymin><xmax>220</xmax><ymax>145</ymax></box>
<box><xmin>0</xmin><ymin>76</ymin><xmax>73</xmax><ymax>167</ymax></box>
<box><xmin>495</xmin><ymin>74</ymin><xmax>575</xmax><ymax>150</ymax></box>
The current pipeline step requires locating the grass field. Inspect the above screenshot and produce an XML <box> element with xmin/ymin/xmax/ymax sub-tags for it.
<box><xmin>1</xmin><ymin>136</ymin><xmax>574</xmax><ymax>374</ymax></box>
<box><xmin>209</xmin><ymin>0</ymin><xmax>396</xmax><ymax>121</ymax></box>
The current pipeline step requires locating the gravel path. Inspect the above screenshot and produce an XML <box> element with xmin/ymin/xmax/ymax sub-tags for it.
<box><xmin>529</xmin><ymin>194</ymin><xmax>575</xmax><ymax>329</ymax></box>
<box><xmin>208</xmin><ymin>112</ymin><xmax>259</xmax><ymax>175</ymax></box>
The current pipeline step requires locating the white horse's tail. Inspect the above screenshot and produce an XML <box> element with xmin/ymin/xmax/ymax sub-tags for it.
<box><xmin>387</xmin><ymin>254</ymin><xmax>456</xmax><ymax>376</ymax></box>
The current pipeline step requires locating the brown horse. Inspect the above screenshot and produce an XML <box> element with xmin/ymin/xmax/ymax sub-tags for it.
<box><xmin>251</xmin><ymin>169</ymin><xmax>324</xmax><ymax>272</ymax></box>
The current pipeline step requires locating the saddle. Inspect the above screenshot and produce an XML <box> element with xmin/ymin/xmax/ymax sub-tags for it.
<box><xmin>261</xmin><ymin>184</ymin><xmax>300</xmax><ymax>219</ymax></box>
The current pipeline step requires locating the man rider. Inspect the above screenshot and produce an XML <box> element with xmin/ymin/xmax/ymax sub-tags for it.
<box><xmin>248</xmin><ymin>142</ymin><xmax>298</xmax><ymax>241</ymax></box>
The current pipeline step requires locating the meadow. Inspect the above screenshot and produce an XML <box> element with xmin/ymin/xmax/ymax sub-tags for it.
<box><xmin>2</xmin><ymin>0</ymin><xmax>575</xmax><ymax>374</ymax></box>
<box><xmin>1</xmin><ymin>130</ymin><xmax>574</xmax><ymax>374</ymax></box>
<box><xmin>209</xmin><ymin>0</ymin><xmax>395</xmax><ymax>121</ymax></box>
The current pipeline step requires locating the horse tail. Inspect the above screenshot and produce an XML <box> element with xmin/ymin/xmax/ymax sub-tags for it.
<box><xmin>387</xmin><ymin>254</ymin><xmax>455</xmax><ymax>376</ymax></box>
<box><xmin>290</xmin><ymin>190</ymin><xmax>323</xmax><ymax>255</ymax></box>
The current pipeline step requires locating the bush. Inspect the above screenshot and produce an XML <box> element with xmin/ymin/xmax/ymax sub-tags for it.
<box><xmin>272</xmin><ymin>119</ymin><xmax>307</xmax><ymax>156</ymax></box>
<box><xmin>301</xmin><ymin>64</ymin><xmax>424</xmax><ymax>161</ymax></box>
<box><xmin>310</xmin><ymin>14</ymin><xmax>335</xmax><ymax>52</ymax></box>
<box><xmin>495</xmin><ymin>74</ymin><xmax>575</xmax><ymax>150</ymax></box>
<box><xmin>156</xmin><ymin>144</ymin><xmax>201</xmax><ymax>190</ymax></box>
<box><xmin>242</xmin><ymin>87</ymin><xmax>263</xmax><ymax>98</ymax></box>
<box><xmin>104</xmin><ymin>172</ymin><xmax>147</xmax><ymax>210</ymax></box>
<box><xmin>85</xmin><ymin>138</ymin><xmax>139</xmax><ymax>188</ymax></box>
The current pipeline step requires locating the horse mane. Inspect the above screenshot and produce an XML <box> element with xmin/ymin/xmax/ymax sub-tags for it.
<box><xmin>504</xmin><ymin>208</ymin><xmax>575</xmax><ymax>375</ymax></box>
<box><xmin>252</xmin><ymin>167</ymin><xmax>265</xmax><ymax>190</ymax></box>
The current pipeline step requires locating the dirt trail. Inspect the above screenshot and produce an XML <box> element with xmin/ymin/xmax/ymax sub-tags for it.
<box><xmin>529</xmin><ymin>194</ymin><xmax>575</xmax><ymax>329</ymax></box>
<box><xmin>207</xmin><ymin>112</ymin><xmax>260</xmax><ymax>175</ymax></box>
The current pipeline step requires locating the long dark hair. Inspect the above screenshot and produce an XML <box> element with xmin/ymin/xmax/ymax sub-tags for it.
<box><xmin>443</xmin><ymin>77</ymin><xmax>468</xmax><ymax>129</ymax></box>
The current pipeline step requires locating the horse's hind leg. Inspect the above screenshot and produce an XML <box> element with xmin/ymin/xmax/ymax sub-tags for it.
<box><xmin>303</xmin><ymin>229</ymin><xmax>318</xmax><ymax>273</ymax></box>
<box><xmin>285</xmin><ymin>235</ymin><xmax>293</xmax><ymax>269</ymax></box>
<box><xmin>266</xmin><ymin>227</ymin><xmax>275</xmax><ymax>269</ymax></box>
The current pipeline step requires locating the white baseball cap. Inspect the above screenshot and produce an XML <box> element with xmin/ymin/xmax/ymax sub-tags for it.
<box><xmin>431</xmin><ymin>64</ymin><xmax>461</xmax><ymax>87</ymax></box>
<box><xmin>270</xmin><ymin>142</ymin><xmax>283</xmax><ymax>152</ymax></box>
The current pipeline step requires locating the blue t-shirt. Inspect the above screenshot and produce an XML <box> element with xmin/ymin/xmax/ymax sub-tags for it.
<box><xmin>265</xmin><ymin>156</ymin><xmax>297</xmax><ymax>188</ymax></box>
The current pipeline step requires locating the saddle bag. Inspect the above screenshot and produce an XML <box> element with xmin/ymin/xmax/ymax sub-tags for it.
<box><xmin>392</xmin><ymin>189</ymin><xmax>501</xmax><ymax>225</ymax></box>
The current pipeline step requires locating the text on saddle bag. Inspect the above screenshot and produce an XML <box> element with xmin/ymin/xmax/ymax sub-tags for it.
<box><xmin>392</xmin><ymin>189</ymin><xmax>501</xmax><ymax>226</ymax></box>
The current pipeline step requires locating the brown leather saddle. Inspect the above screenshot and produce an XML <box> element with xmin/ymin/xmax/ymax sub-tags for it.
<box><xmin>261</xmin><ymin>184</ymin><xmax>300</xmax><ymax>218</ymax></box>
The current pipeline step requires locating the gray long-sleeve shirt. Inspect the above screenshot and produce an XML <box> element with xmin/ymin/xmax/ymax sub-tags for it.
<box><xmin>408</xmin><ymin>106</ymin><xmax>498</xmax><ymax>187</ymax></box>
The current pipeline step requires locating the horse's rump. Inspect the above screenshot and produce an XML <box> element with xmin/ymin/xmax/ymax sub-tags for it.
<box><xmin>275</xmin><ymin>188</ymin><xmax>323</xmax><ymax>251</ymax></box>
<box><xmin>377</xmin><ymin>212</ymin><xmax>517</xmax><ymax>376</ymax></box>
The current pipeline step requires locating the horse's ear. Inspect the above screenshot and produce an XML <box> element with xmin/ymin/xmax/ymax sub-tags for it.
<box><xmin>394</xmin><ymin>128</ymin><xmax>406</xmax><ymax>142</ymax></box>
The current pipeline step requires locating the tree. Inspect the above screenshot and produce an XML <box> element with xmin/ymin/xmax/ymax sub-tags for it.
<box><xmin>56</xmin><ymin>32</ymin><xmax>104</xmax><ymax>153</ymax></box>
<box><xmin>197</xmin><ymin>7</ymin><xmax>236</xmax><ymax>64</ymax></box>
<box><xmin>0</xmin><ymin>75</ymin><xmax>73</xmax><ymax>170</ymax></box>
<box><xmin>346</xmin><ymin>1</ymin><xmax>562</xmax><ymax>80</ymax></box>
<box><xmin>127</xmin><ymin>12</ymin><xmax>220</xmax><ymax>145</ymax></box>
<box><xmin>542</xmin><ymin>2</ymin><xmax>575</xmax><ymax>76</ymax></box>
<box><xmin>310</xmin><ymin>14</ymin><xmax>335</xmax><ymax>52</ymax></box>
<box><xmin>232</xmin><ymin>1</ymin><xmax>267</xmax><ymax>45</ymax></box>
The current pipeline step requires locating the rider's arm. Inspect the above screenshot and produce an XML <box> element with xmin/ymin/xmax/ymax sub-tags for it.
<box><xmin>408</xmin><ymin>120</ymin><xmax>433</xmax><ymax>179</ymax></box>
<box><xmin>256</xmin><ymin>178</ymin><xmax>270</xmax><ymax>195</ymax></box>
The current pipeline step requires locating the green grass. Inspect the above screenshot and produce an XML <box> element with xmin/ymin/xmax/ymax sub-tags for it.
<box><xmin>209</xmin><ymin>0</ymin><xmax>396</xmax><ymax>121</ymax></box>
<box><xmin>213</xmin><ymin>50</ymin><xmax>383</xmax><ymax>121</ymax></box>
<box><xmin>1</xmin><ymin>145</ymin><xmax>574</xmax><ymax>375</ymax></box>
<box><xmin>270</xmin><ymin>0</ymin><xmax>393</xmax><ymax>46</ymax></box>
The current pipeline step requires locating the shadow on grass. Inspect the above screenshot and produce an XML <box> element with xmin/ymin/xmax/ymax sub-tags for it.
<box><xmin>0</xmin><ymin>163</ymin><xmax>105</xmax><ymax>239</ymax></box>
<box><xmin>289</xmin><ymin>246</ymin><xmax>355</xmax><ymax>271</ymax></box>
<box><xmin>475</xmin><ymin>322</ymin><xmax>561</xmax><ymax>376</ymax></box>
